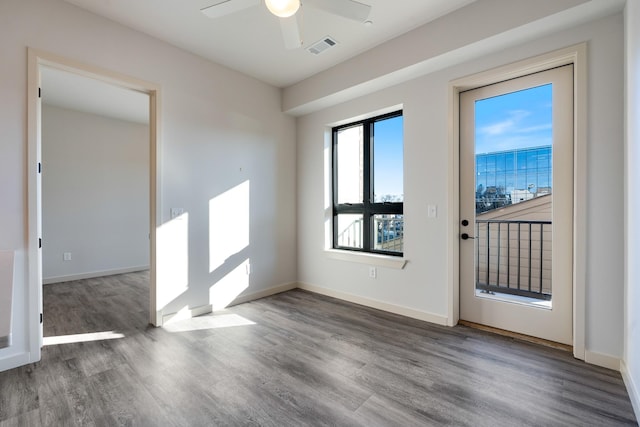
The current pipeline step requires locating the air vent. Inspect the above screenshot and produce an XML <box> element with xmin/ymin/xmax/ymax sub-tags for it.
<box><xmin>307</xmin><ymin>36</ymin><xmax>338</xmax><ymax>55</ymax></box>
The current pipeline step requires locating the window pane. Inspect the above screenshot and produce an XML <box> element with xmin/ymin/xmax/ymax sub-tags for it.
<box><xmin>336</xmin><ymin>125</ymin><xmax>363</xmax><ymax>204</ymax></box>
<box><xmin>505</xmin><ymin>152</ymin><xmax>515</xmax><ymax>172</ymax></box>
<box><xmin>374</xmin><ymin>214</ymin><xmax>403</xmax><ymax>253</ymax></box>
<box><xmin>475</xmin><ymin>84</ymin><xmax>552</xmax><ymax>212</ymax></box>
<box><xmin>336</xmin><ymin>214</ymin><xmax>363</xmax><ymax>249</ymax></box>
<box><xmin>373</xmin><ymin>115</ymin><xmax>403</xmax><ymax>202</ymax></box>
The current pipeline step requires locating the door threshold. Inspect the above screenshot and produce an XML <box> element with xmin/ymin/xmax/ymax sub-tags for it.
<box><xmin>457</xmin><ymin>320</ymin><xmax>572</xmax><ymax>352</ymax></box>
<box><xmin>475</xmin><ymin>289</ymin><xmax>552</xmax><ymax>310</ymax></box>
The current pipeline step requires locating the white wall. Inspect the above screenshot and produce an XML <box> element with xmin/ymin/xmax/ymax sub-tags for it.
<box><xmin>0</xmin><ymin>0</ymin><xmax>296</xmax><ymax>370</ymax></box>
<box><xmin>42</xmin><ymin>105</ymin><xmax>149</xmax><ymax>283</ymax></box>
<box><xmin>297</xmin><ymin>14</ymin><xmax>625</xmax><ymax>358</ymax></box>
<box><xmin>624</xmin><ymin>0</ymin><xmax>640</xmax><ymax>418</ymax></box>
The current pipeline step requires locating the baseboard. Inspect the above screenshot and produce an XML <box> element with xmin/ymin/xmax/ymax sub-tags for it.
<box><xmin>163</xmin><ymin>303</ymin><xmax>213</xmax><ymax>325</ymax></box>
<box><xmin>584</xmin><ymin>350</ymin><xmax>621</xmax><ymax>371</ymax></box>
<box><xmin>297</xmin><ymin>282</ymin><xmax>449</xmax><ymax>326</ymax></box>
<box><xmin>229</xmin><ymin>282</ymin><xmax>298</xmax><ymax>306</ymax></box>
<box><xmin>621</xmin><ymin>360</ymin><xmax>640</xmax><ymax>422</ymax></box>
<box><xmin>161</xmin><ymin>282</ymin><xmax>298</xmax><ymax>325</ymax></box>
<box><xmin>43</xmin><ymin>266</ymin><xmax>149</xmax><ymax>284</ymax></box>
<box><xmin>0</xmin><ymin>352</ymin><xmax>31</xmax><ymax>373</ymax></box>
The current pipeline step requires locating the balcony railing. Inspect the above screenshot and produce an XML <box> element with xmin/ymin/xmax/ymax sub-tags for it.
<box><xmin>376</xmin><ymin>216</ymin><xmax>403</xmax><ymax>252</ymax></box>
<box><xmin>336</xmin><ymin>216</ymin><xmax>403</xmax><ymax>253</ymax></box>
<box><xmin>475</xmin><ymin>219</ymin><xmax>552</xmax><ymax>301</ymax></box>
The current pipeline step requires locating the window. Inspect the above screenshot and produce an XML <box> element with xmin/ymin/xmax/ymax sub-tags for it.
<box><xmin>332</xmin><ymin>111</ymin><xmax>403</xmax><ymax>255</ymax></box>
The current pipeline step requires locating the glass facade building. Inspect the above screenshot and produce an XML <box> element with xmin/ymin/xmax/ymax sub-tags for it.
<box><xmin>475</xmin><ymin>145</ymin><xmax>552</xmax><ymax>213</ymax></box>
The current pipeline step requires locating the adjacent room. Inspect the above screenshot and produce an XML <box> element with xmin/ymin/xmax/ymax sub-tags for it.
<box><xmin>1</xmin><ymin>0</ymin><xmax>639</xmax><ymax>425</ymax></box>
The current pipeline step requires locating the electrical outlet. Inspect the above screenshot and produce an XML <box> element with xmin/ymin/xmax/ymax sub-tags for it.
<box><xmin>63</xmin><ymin>252</ymin><xmax>72</xmax><ymax>261</ymax></box>
<box><xmin>369</xmin><ymin>266</ymin><xmax>377</xmax><ymax>279</ymax></box>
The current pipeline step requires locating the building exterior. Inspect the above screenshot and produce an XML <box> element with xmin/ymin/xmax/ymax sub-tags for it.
<box><xmin>476</xmin><ymin>146</ymin><xmax>552</xmax><ymax>214</ymax></box>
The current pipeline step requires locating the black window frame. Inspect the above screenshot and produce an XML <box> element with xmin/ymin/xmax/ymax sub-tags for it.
<box><xmin>332</xmin><ymin>110</ymin><xmax>404</xmax><ymax>256</ymax></box>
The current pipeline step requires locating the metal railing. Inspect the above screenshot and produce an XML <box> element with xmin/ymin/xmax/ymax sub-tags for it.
<box><xmin>337</xmin><ymin>218</ymin><xmax>363</xmax><ymax>248</ymax></box>
<box><xmin>375</xmin><ymin>216</ymin><xmax>403</xmax><ymax>252</ymax></box>
<box><xmin>475</xmin><ymin>219</ymin><xmax>552</xmax><ymax>300</ymax></box>
<box><xmin>336</xmin><ymin>216</ymin><xmax>403</xmax><ymax>253</ymax></box>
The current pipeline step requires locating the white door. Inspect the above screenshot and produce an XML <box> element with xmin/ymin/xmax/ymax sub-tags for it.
<box><xmin>459</xmin><ymin>65</ymin><xmax>574</xmax><ymax>345</ymax></box>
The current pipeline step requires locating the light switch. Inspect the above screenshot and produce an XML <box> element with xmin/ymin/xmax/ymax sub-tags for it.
<box><xmin>428</xmin><ymin>204</ymin><xmax>438</xmax><ymax>218</ymax></box>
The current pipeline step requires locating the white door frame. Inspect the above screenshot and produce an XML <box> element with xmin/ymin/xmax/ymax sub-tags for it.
<box><xmin>27</xmin><ymin>48</ymin><xmax>162</xmax><ymax>363</ymax></box>
<box><xmin>447</xmin><ymin>44</ymin><xmax>587</xmax><ymax>360</ymax></box>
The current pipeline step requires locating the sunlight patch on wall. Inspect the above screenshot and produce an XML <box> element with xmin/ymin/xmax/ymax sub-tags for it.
<box><xmin>156</xmin><ymin>212</ymin><xmax>189</xmax><ymax>310</ymax></box>
<box><xmin>209</xmin><ymin>259</ymin><xmax>250</xmax><ymax>311</ymax></box>
<box><xmin>43</xmin><ymin>331</ymin><xmax>125</xmax><ymax>346</ymax></box>
<box><xmin>209</xmin><ymin>181</ymin><xmax>250</xmax><ymax>272</ymax></box>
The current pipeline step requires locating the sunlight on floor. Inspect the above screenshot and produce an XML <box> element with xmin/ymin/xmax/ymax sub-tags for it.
<box><xmin>163</xmin><ymin>313</ymin><xmax>256</xmax><ymax>333</ymax></box>
<box><xmin>42</xmin><ymin>331</ymin><xmax>125</xmax><ymax>346</ymax></box>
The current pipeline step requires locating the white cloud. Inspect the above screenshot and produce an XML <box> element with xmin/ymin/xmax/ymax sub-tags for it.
<box><xmin>478</xmin><ymin>110</ymin><xmax>531</xmax><ymax>136</ymax></box>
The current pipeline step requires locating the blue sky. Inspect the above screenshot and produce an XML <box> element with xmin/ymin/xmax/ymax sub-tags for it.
<box><xmin>373</xmin><ymin>115</ymin><xmax>403</xmax><ymax>200</ymax></box>
<box><xmin>475</xmin><ymin>84</ymin><xmax>552</xmax><ymax>154</ymax></box>
<box><xmin>371</xmin><ymin>85</ymin><xmax>552</xmax><ymax>199</ymax></box>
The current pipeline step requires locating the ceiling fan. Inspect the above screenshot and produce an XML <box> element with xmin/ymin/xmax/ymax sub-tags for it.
<box><xmin>201</xmin><ymin>0</ymin><xmax>372</xmax><ymax>50</ymax></box>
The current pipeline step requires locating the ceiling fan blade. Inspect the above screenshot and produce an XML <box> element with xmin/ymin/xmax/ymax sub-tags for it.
<box><xmin>279</xmin><ymin>15</ymin><xmax>302</xmax><ymax>50</ymax></box>
<box><xmin>201</xmin><ymin>0</ymin><xmax>260</xmax><ymax>19</ymax></box>
<box><xmin>304</xmin><ymin>0</ymin><xmax>371</xmax><ymax>22</ymax></box>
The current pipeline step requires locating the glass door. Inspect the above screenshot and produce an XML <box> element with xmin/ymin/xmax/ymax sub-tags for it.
<box><xmin>459</xmin><ymin>65</ymin><xmax>574</xmax><ymax>345</ymax></box>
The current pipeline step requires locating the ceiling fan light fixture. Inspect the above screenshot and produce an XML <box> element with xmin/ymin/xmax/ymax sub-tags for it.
<box><xmin>264</xmin><ymin>0</ymin><xmax>300</xmax><ymax>18</ymax></box>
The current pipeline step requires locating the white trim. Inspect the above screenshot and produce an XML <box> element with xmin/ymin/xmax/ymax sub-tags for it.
<box><xmin>324</xmin><ymin>249</ymin><xmax>407</xmax><ymax>269</ymax></box>
<box><xmin>572</xmin><ymin>43</ymin><xmax>588</xmax><ymax>361</ymax></box>
<box><xmin>0</xmin><ymin>353</ymin><xmax>32</xmax><ymax>373</ymax></box>
<box><xmin>228</xmin><ymin>282</ymin><xmax>298</xmax><ymax>306</ymax></box>
<box><xmin>162</xmin><ymin>303</ymin><xmax>213</xmax><ymax>325</ymax></box>
<box><xmin>298</xmin><ymin>282</ymin><xmax>448</xmax><ymax>325</ymax></box>
<box><xmin>27</xmin><ymin>49</ymin><xmax>42</xmax><ymax>364</ymax></box>
<box><xmin>584</xmin><ymin>350</ymin><xmax>621</xmax><ymax>371</ymax></box>
<box><xmin>447</xmin><ymin>43</ymin><xmax>587</xmax><ymax>357</ymax></box>
<box><xmin>27</xmin><ymin>48</ymin><xmax>162</xmax><ymax>368</ymax></box>
<box><xmin>161</xmin><ymin>282</ymin><xmax>298</xmax><ymax>324</ymax></box>
<box><xmin>43</xmin><ymin>266</ymin><xmax>150</xmax><ymax>285</ymax></box>
<box><xmin>621</xmin><ymin>360</ymin><xmax>640</xmax><ymax>421</ymax></box>
<box><xmin>447</xmin><ymin>71</ymin><xmax>461</xmax><ymax>327</ymax></box>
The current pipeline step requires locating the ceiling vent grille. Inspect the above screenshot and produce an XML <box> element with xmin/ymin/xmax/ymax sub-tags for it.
<box><xmin>307</xmin><ymin>36</ymin><xmax>338</xmax><ymax>55</ymax></box>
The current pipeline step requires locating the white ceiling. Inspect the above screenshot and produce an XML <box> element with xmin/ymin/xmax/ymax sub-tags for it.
<box><xmin>63</xmin><ymin>0</ymin><xmax>476</xmax><ymax>88</ymax></box>
<box><xmin>41</xmin><ymin>66</ymin><xmax>149</xmax><ymax>124</ymax></box>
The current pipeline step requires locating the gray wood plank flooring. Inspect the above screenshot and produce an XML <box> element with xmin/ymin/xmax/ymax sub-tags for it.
<box><xmin>0</xmin><ymin>271</ymin><xmax>637</xmax><ymax>426</ymax></box>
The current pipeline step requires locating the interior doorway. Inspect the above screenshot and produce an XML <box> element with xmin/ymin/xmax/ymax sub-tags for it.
<box><xmin>458</xmin><ymin>65</ymin><xmax>574</xmax><ymax>345</ymax></box>
<box><xmin>40</xmin><ymin>66</ymin><xmax>150</xmax><ymax>338</ymax></box>
<box><xmin>27</xmin><ymin>49</ymin><xmax>161</xmax><ymax>363</ymax></box>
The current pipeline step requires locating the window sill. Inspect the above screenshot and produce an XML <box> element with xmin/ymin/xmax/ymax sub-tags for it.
<box><xmin>325</xmin><ymin>249</ymin><xmax>407</xmax><ymax>270</ymax></box>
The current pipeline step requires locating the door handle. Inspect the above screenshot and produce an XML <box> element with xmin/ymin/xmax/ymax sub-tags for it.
<box><xmin>460</xmin><ymin>233</ymin><xmax>475</xmax><ymax>240</ymax></box>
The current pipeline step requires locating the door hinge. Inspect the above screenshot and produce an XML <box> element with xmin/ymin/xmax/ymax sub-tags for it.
<box><xmin>38</xmin><ymin>162</ymin><xmax>42</xmax><ymax>174</ymax></box>
<box><xmin>39</xmin><ymin>238</ymin><xmax>42</xmax><ymax>249</ymax></box>
<box><xmin>40</xmin><ymin>313</ymin><xmax>43</xmax><ymax>324</ymax></box>
<box><xmin>38</xmin><ymin>87</ymin><xmax>41</xmax><ymax>98</ymax></box>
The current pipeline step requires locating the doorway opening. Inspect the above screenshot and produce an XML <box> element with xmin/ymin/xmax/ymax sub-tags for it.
<box><xmin>448</xmin><ymin>44</ymin><xmax>587</xmax><ymax>359</ymax></box>
<box><xmin>27</xmin><ymin>49</ymin><xmax>161</xmax><ymax>364</ymax></box>
<box><xmin>459</xmin><ymin>66</ymin><xmax>575</xmax><ymax>347</ymax></box>
<box><xmin>40</xmin><ymin>66</ymin><xmax>151</xmax><ymax>341</ymax></box>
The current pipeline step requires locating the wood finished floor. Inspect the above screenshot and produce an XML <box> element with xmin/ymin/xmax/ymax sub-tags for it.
<box><xmin>0</xmin><ymin>271</ymin><xmax>637</xmax><ymax>426</ymax></box>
